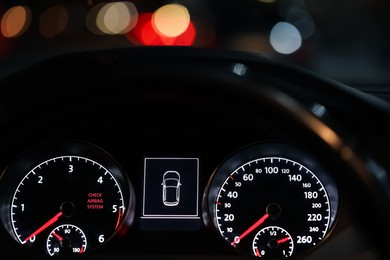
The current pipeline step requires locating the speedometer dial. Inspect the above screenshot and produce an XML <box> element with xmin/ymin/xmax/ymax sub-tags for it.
<box><xmin>204</xmin><ymin>143</ymin><xmax>339</xmax><ymax>258</ymax></box>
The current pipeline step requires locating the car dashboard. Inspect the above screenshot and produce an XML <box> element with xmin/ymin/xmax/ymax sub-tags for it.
<box><xmin>1</xmin><ymin>47</ymin><xmax>390</xmax><ymax>260</ymax></box>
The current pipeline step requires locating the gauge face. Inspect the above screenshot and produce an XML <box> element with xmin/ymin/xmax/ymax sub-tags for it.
<box><xmin>252</xmin><ymin>226</ymin><xmax>294</xmax><ymax>257</ymax></box>
<box><xmin>46</xmin><ymin>224</ymin><xmax>87</xmax><ymax>256</ymax></box>
<box><xmin>206</xmin><ymin>143</ymin><xmax>339</xmax><ymax>258</ymax></box>
<box><xmin>1</xmin><ymin>141</ymin><xmax>134</xmax><ymax>256</ymax></box>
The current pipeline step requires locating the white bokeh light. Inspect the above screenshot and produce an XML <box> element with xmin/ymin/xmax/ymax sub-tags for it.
<box><xmin>270</xmin><ymin>22</ymin><xmax>302</xmax><ymax>54</ymax></box>
<box><xmin>88</xmin><ymin>2</ymin><xmax>138</xmax><ymax>35</ymax></box>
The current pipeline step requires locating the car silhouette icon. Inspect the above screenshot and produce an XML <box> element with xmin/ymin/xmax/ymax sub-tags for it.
<box><xmin>161</xmin><ymin>171</ymin><xmax>181</xmax><ymax>206</ymax></box>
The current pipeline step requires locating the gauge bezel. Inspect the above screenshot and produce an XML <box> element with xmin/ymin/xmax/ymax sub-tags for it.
<box><xmin>0</xmin><ymin>139</ymin><xmax>135</xmax><ymax>255</ymax></box>
<box><xmin>203</xmin><ymin>141</ymin><xmax>340</xmax><ymax>257</ymax></box>
<box><xmin>46</xmin><ymin>223</ymin><xmax>88</xmax><ymax>256</ymax></box>
<box><xmin>252</xmin><ymin>225</ymin><xmax>294</xmax><ymax>257</ymax></box>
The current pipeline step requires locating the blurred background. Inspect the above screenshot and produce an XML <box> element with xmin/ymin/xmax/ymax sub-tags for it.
<box><xmin>0</xmin><ymin>0</ymin><xmax>389</xmax><ymax>88</ymax></box>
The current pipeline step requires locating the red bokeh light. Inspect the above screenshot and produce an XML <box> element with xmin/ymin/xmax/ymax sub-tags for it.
<box><xmin>126</xmin><ymin>12</ymin><xmax>196</xmax><ymax>46</ymax></box>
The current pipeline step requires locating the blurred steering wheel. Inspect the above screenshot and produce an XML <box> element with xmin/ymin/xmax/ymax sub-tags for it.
<box><xmin>1</xmin><ymin>47</ymin><xmax>390</xmax><ymax>259</ymax></box>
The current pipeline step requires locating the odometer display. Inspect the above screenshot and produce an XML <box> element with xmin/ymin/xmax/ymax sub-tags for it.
<box><xmin>206</xmin><ymin>143</ymin><xmax>339</xmax><ymax>258</ymax></box>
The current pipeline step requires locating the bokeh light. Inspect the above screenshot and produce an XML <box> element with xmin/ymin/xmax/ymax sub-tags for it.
<box><xmin>127</xmin><ymin>9</ymin><xmax>196</xmax><ymax>46</ymax></box>
<box><xmin>127</xmin><ymin>12</ymin><xmax>162</xmax><ymax>45</ymax></box>
<box><xmin>152</xmin><ymin>4</ymin><xmax>190</xmax><ymax>37</ymax></box>
<box><xmin>86</xmin><ymin>3</ymin><xmax>105</xmax><ymax>35</ymax></box>
<box><xmin>39</xmin><ymin>5</ymin><xmax>69</xmax><ymax>38</ymax></box>
<box><xmin>285</xmin><ymin>8</ymin><xmax>315</xmax><ymax>39</ymax></box>
<box><xmin>87</xmin><ymin>2</ymin><xmax>138</xmax><ymax>35</ymax></box>
<box><xmin>1</xmin><ymin>6</ymin><xmax>32</xmax><ymax>38</ymax></box>
<box><xmin>97</xmin><ymin>2</ymin><xmax>138</xmax><ymax>34</ymax></box>
<box><xmin>270</xmin><ymin>22</ymin><xmax>302</xmax><ymax>54</ymax></box>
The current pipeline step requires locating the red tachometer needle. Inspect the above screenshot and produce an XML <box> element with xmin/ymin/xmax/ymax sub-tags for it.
<box><xmin>277</xmin><ymin>236</ymin><xmax>290</xmax><ymax>244</ymax></box>
<box><xmin>23</xmin><ymin>211</ymin><xmax>63</xmax><ymax>243</ymax></box>
<box><xmin>115</xmin><ymin>207</ymin><xmax>124</xmax><ymax>229</ymax></box>
<box><xmin>231</xmin><ymin>212</ymin><xmax>269</xmax><ymax>246</ymax></box>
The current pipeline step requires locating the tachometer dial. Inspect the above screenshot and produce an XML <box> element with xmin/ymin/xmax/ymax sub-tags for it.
<box><xmin>0</xmin><ymin>141</ymin><xmax>134</xmax><ymax>256</ymax></box>
<box><xmin>252</xmin><ymin>226</ymin><xmax>294</xmax><ymax>257</ymax></box>
<box><xmin>204</xmin><ymin>142</ymin><xmax>339</xmax><ymax>258</ymax></box>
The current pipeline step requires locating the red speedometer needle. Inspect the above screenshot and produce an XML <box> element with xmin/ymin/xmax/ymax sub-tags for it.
<box><xmin>52</xmin><ymin>232</ymin><xmax>63</xmax><ymax>241</ymax></box>
<box><xmin>231</xmin><ymin>212</ymin><xmax>269</xmax><ymax>246</ymax></box>
<box><xmin>277</xmin><ymin>236</ymin><xmax>290</xmax><ymax>244</ymax></box>
<box><xmin>23</xmin><ymin>211</ymin><xmax>63</xmax><ymax>243</ymax></box>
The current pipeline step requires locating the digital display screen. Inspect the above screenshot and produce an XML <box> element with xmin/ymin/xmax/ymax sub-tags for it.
<box><xmin>141</xmin><ymin>157</ymin><xmax>200</xmax><ymax>230</ymax></box>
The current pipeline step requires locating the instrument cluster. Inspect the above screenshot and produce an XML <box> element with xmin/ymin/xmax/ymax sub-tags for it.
<box><xmin>0</xmin><ymin>136</ymin><xmax>341</xmax><ymax>258</ymax></box>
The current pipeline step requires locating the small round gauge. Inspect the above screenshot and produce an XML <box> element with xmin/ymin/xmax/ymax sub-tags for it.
<box><xmin>252</xmin><ymin>226</ymin><xmax>294</xmax><ymax>258</ymax></box>
<box><xmin>204</xmin><ymin>142</ymin><xmax>339</xmax><ymax>258</ymax></box>
<box><xmin>46</xmin><ymin>224</ymin><xmax>87</xmax><ymax>256</ymax></box>
<box><xmin>0</xmin><ymin>140</ymin><xmax>135</xmax><ymax>256</ymax></box>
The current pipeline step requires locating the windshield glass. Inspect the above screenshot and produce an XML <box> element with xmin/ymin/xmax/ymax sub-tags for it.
<box><xmin>0</xmin><ymin>0</ymin><xmax>389</xmax><ymax>87</ymax></box>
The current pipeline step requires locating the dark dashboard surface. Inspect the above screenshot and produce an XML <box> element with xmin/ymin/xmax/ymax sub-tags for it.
<box><xmin>1</xmin><ymin>47</ymin><xmax>390</xmax><ymax>259</ymax></box>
